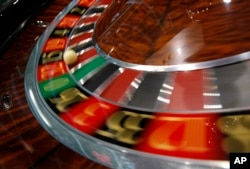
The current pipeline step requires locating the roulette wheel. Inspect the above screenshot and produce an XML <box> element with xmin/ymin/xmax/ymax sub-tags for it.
<box><xmin>25</xmin><ymin>0</ymin><xmax>250</xmax><ymax>168</ymax></box>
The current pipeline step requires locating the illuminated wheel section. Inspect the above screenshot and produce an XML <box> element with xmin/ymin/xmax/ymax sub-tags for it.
<box><xmin>25</xmin><ymin>0</ymin><xmax>250</xmax><ymax>169</ymax></box>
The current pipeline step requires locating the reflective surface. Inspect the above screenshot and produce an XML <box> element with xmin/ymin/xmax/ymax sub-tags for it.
<box><xmin>24</xmin><ymin>0</ymin><xmax>250</xmax><ymax>169</ymax></box>
<box><xmin>68</xmin><ymin>12</ymin><xmax>250</xmax><ymax>113</ymax></box>
<box><xmin>0</xmin><ymin>0</ymin><xmax>109</xmax><ymax>168</ymax></box>
<box><xmin>0</xmin><ymin>0</ymin><xmax>51</xmax><ymax>54</ymax></box>
<box><xmin>94</xmin><ymin>0</ymin><xmax>250</xmax><ymax>71</ymax></box>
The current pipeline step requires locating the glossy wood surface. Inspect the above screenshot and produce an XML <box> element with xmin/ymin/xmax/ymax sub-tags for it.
<box><xmin>95</xmin><ymin>0</ymin><xmax>250</xmax><ymax>65</ymax></box>
<box><xmin>0</xmin><ymin>0</ymin><xmax>109</xmax><ymax>168</ymax></box>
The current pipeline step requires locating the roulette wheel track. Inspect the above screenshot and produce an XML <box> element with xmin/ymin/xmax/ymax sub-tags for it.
<box><xmin>25</xmin><ymin>0</ymin><xmax>250</xmax><ymax>168</ymax></box>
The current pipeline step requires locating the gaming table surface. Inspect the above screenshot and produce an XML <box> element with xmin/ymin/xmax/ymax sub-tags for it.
<box><xmin>0</xmin><ymin>0</ymin><xmax>108</xmax><ymax>168</ymax></box>
<box><xmin>2</xmin><ymin>0</ymin><xmax>250</xmax><ymax>169</ymax></box>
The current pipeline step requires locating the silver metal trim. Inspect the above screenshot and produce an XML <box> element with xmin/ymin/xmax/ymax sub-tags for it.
<box><xmin>93</xmin><ymin>37</ymin><xmax>250</xmax><ymax>72</ymax></box>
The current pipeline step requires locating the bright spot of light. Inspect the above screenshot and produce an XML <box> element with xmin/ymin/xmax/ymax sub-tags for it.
<box><xmin>223</xmin><ymin>0</ymin><xmax>231</xmax><ymax>3</ymax></box>
<box><xmin>177</xmin><ymin>48</ymin><xmax>182</xmax><ymax>54</ymax></box>
<box><xmin>13</xmin><ymin>0</ymin><xmax>19</xmax><ymax>5</ymax></box>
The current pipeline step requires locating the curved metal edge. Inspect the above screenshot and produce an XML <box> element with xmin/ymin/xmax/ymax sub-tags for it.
<box><xmin>93</xmin><ymin>32</ymin><xmax>250</xmax><ymax>73</ymax></box>
<box><xmin>24</xmin><ymin>0</ymin><xmax>230</xmax><ymax>169</ymax></box>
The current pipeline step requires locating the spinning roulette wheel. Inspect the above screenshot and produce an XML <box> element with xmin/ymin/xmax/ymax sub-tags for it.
<box><xmin>25</xmin><ymin>0</ymin><xmax>250</xmax><ymax>168</ymax></box>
